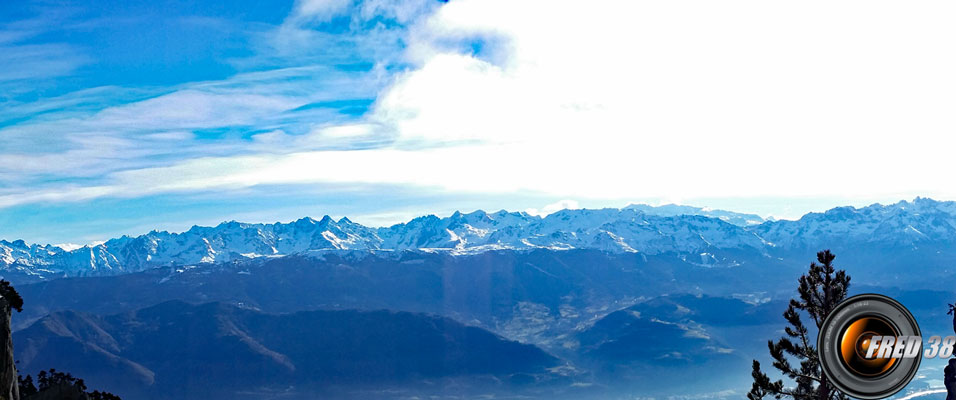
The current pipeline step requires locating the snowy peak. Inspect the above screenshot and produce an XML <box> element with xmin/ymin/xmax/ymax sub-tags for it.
<box><xmin>624</xmin><ymin>203</ymin><xmax>765</xmax><ymax>226</ymax></box>
<box><xmin>4</xmin><ymin>198</ymin><xmax>956</xmax><ymax>278</ymax></box>
<box><xmin>752</xmin><ymin>198</ymin><xmax>956</xmax><ymax>248</ymax></box>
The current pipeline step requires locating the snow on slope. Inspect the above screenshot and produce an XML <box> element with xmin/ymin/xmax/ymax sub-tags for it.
<box><xmin>752</xmin><ymin>197</ymin><xmax>956</xmax><ymax>248</ymax></box>
<box><xmin>3</xmin><ymin>198</ymin><xmax>956</xmax><ymax>277</ymax></box>
<box><xmin>624</xmin><ymin>203</ymin><xmax>765</xmax><ymax>226</ymax></box>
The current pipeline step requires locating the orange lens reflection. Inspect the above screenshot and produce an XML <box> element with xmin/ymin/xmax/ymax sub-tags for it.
<box><xmin>839</xmin><ymin>316</ymin><xmax>898</xmax><ymax>377</ymax></box>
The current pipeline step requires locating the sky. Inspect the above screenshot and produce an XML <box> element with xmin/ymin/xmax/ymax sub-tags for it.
<box><xmin>1</xmin><ymin>0</ymin><xmax>955</xmax><ymax>245</ymax></box>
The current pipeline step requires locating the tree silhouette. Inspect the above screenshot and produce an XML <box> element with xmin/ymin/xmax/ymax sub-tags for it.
<box><xmin>0</xmin><ymin>279</ymin><xmax>121</xmax><ymax>400</ymax></box>
<box><xmin>36</xmin><ymin>369</ymin><xmax>85</xmax><ymax>392</ymax></box>
<box><xmin>17</xmin><ymin>374</ymin><xmax>36</xmax><ymax>397</ymax></box>
<box><xmin>945</xmin><ymin>305</ymin><xmax>956</xmax><ymax>400</ymax></box>
<box><xmin>748</xmin><ymin>250</ymin><xmax>850</xmax><ymax>400</ymax></box>
<box><xmin>18</xmin><ymin>368</ymin><xmax>122</xmax><ymax>400</ymax></box>
<box><xmin>88</xmin><ymin>390</ymin><xmax>122</xmax><ymax>400</ymax></box>
<box><xmin>0</xmin><ymin>280</ymin><xmax>22</xmax><ymax>313</ymax></box>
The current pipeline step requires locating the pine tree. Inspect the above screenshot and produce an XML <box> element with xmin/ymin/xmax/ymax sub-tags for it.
<box><xmin>19</xmin><ymin>369</ymin><xmax>122</xmax><ymax>400</ymax></box>
<box><xmin>748</xmin><ymin>250</ymin><xmax>850</xmax><ymax>400</ymax></box>
<box><xmin>0</xmin><ymin>281</ymin><xmax>21</xmax><ymax>313</ymax></box>
<box><xmin>16</xmin><ymin>374</ymin><xmax>36</xmax><ymax>397</ymax></box>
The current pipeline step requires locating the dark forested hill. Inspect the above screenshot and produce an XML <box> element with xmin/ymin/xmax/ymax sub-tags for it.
<box><xmin>14</xmin><ymin>301</ymin><xmax>562</xmax><ymax>400</ymax></box>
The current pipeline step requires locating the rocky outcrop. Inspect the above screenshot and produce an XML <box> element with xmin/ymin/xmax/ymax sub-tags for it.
<box><xmin>0</xmin><ymin>296</ymin><xmax>18</xmax><ymax>400</ymax></box>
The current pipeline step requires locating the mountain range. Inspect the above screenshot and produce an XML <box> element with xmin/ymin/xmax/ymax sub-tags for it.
<box><xmin>8</xmin><ymin>198</ymin><xmax>956</xmax><ymax>399</ymax></box>
<box><xmin>2</xmin><ymin>197</ymin><xmax>955</xmax><ymax>280</ymax></box>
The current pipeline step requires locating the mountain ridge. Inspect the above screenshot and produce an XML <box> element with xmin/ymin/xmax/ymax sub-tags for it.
<box><xmin>3</xmin><ymin>198</ymin><xmax>955</xmax><ymax>279</ymax></box>
<box><xmin>15</xmin><ymin>300</ymin><xmax>562</xmax><ymax>399</ymax></box>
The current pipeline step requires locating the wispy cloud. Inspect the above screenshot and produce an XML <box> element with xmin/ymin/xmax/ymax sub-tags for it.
<box><xmin>257</xmin><ymin>0</ymin><xmax>436</xmax><ymax>70</ymax></box>
<box><xmin>0</xmin><ymin>43</ymin><xmax>88</xmax><ymax>82</ymax></box>
<box><xmin>0</xmin><ymin>11</ymin><xmax>91</xmax><ymax>98</ymax></box>
<box><xmin>3</xmin><ymin>0</ymin><xmax>956</xmax><ymax>242</ymax></box>
<box><xmin>0</xmin><ymin>64</ymin><xmax>382</xmax><ymax>186</ymax></box>
<box><xmin>0</xmin><ymin>0</ymin><xmax>426</xmax><ymax>211</ymax></box>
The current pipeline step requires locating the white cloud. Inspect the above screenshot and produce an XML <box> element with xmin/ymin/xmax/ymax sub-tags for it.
<box><xmin>313</xmin><ymin>123</ymin><xmax>377</xmax><ymax>138</ymax></box>
<box><xmin>5</xmin><ymin>0</ymin><xmax>956</xmax><ymax>210</ymax></box>
<box><xmin>0</xmin><ymin>12</ymin><xmax>91</xmax><ymax>85</ymax></box>
<box><xmin>365</xmin><ymin>0</ymin><xmax>956</xmax><ymax>200</ymax></box>
<box><xmin>271</xmin><ymin>0</ymin><xmax>434</xmax><ymax>64</ymax></box>
<box><xmin>53</xmin><ymin>243</ymin><xmax>85</xmax><ymax>251</ymax></box>
<box><xmin>93</xmin><ymin>89</ymin><xmax>302</xmax><ymax>130</ymax></box>
<box><xmin>289</xmin><ymin>0</ymin><xmax>435</xmax><ymax>25</ymax></box>
<box><xmin>0</xmin><ymin>65</ymin><xmax>378</xmax><ymax>183</ymax></box>
<box><xmin>292</xmin><ymin>0</ymin><xmax>354</xmax><ymax>22</ymax></box>
<box><xmin>0</xmin><ymin>43</ymin><xmax>88</xmax><ymax>82</ymax></box>
<box><xmin>526</xmin><ymin>200</ymin><xmax>580</xmax><ymax>217</ymax></box>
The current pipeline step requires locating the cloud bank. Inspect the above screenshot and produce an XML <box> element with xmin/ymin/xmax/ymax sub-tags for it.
<box><xmin>3</xmin><ymin>0</ymin><xmax>956</xmax><ymax>213</ymax></box>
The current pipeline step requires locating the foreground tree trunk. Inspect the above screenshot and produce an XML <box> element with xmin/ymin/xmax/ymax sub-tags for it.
<box><xmin>947</xmin><ymin>306</ymin><xmax>956</xmax><ymax>400</ymax></box>
<box><xmin>945</xmin><ymin>358</ymin><xmax>956</xmax><ymax>400</ymax></box>
<box><xmin>0</xmin><ymin>297</ymin><xmax>18</xmax><ymax>400</ymax></box>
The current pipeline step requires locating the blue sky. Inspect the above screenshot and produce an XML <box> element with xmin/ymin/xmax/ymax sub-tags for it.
<box><xmin>1</xmin><ymin>0</ymin><xmax>955</xmax><ymax>244</ymax></box>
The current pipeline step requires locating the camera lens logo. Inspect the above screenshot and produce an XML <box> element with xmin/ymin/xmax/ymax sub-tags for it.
<box><xmin>819</xmin><ymin>294</ymin><xmax>922</xmax><ymax>399</ymax></box>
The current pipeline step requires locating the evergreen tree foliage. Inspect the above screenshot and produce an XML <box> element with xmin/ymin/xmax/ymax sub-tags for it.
<box><xmin>19</xmin><ymin>367</ymin><xmax>123</xmax><ymax>399</ymax></box>
<box><xmin>0</xmin><ymin>280</ymin><xmax>22</xmax><ymax>313</ymax></box>
<box><xmin>748</xmin><ymin>250</ymin><xmax>850</xmax><ymax>400</ymax></box>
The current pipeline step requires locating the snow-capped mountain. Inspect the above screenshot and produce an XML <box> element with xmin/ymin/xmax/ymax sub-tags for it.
<box><xmin>4</xmin><ymin>198</ymin><xmax>956</xmax><ymax>278</ymax></box>
<box><xmin>379</xmin><ymin>208</ymin><xmax>768</xmax><ymax>254</ymax></box>
<box><xmin>0</xmin><ymin>240</ymin><xmax>64</xmax><ymax>268</ymax></box>
<box><xmin>752</xmin><ymin>197</ymin><xmax>956</xmax><ymax>248</ymax></box>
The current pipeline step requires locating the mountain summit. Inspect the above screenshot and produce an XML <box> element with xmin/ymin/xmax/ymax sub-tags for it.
<box><xmin>2</xmin><ymin>198</ymin><xmax>956</xmax><ymax>279</ymax></box>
